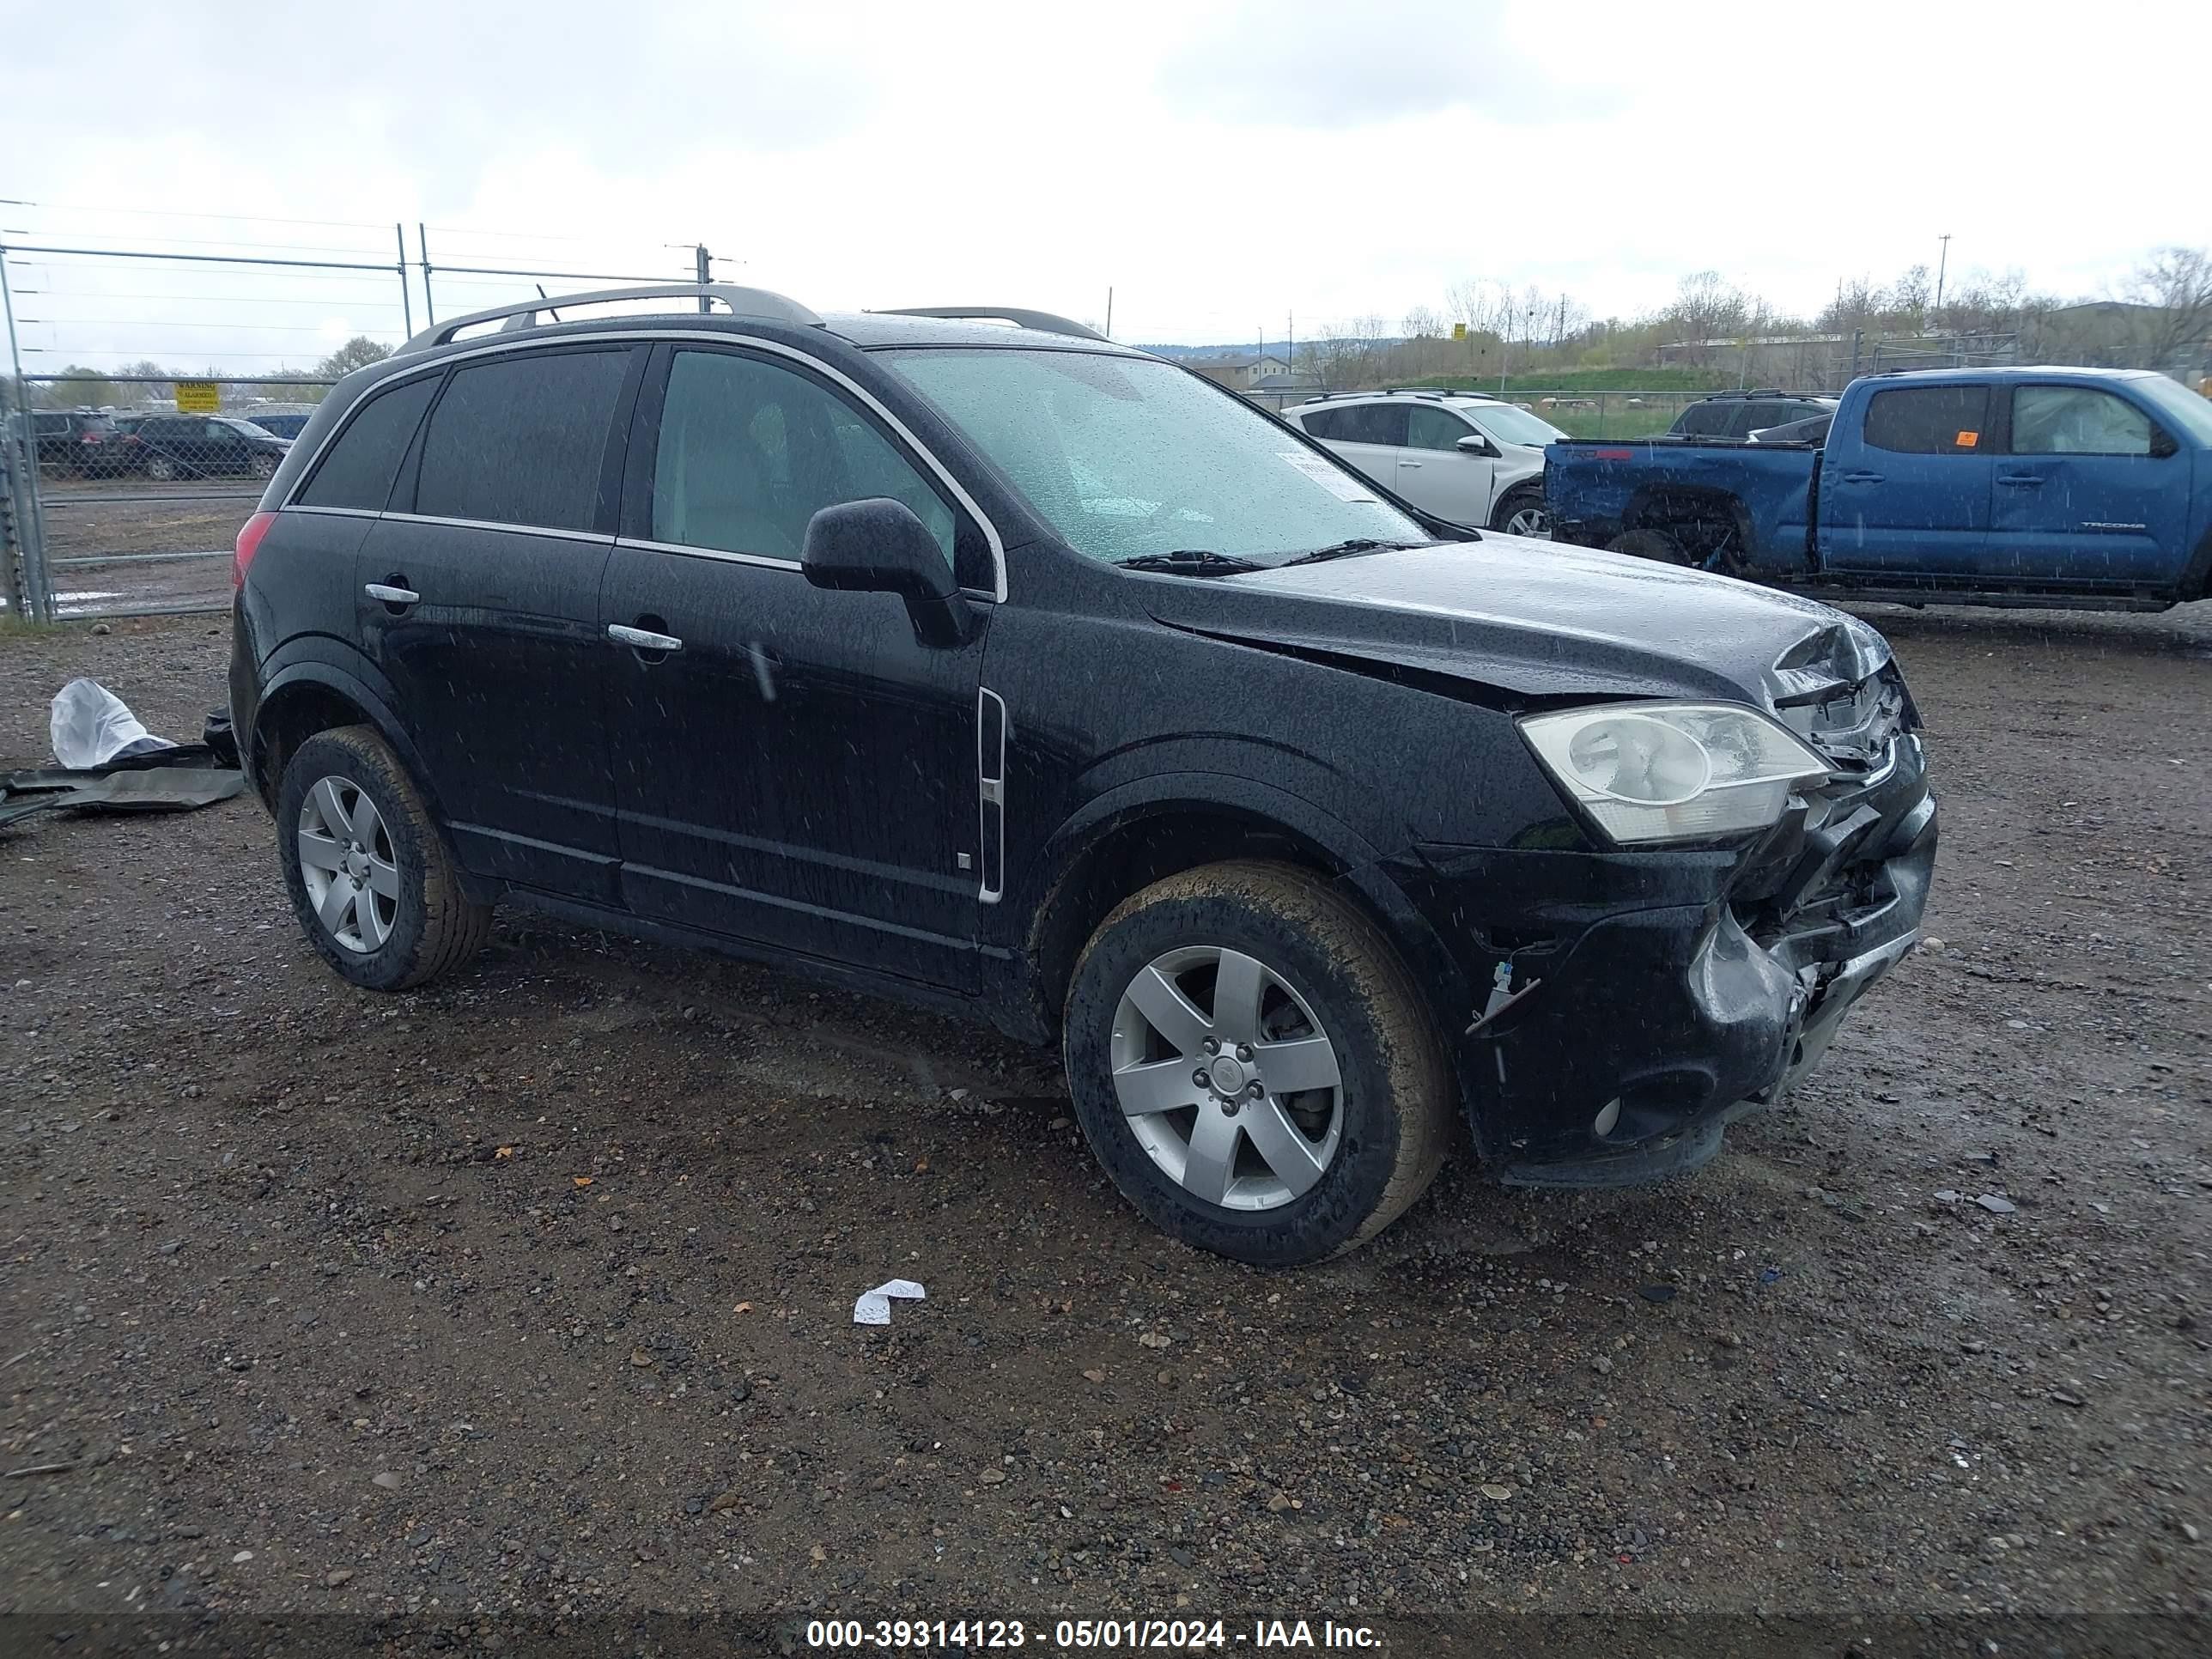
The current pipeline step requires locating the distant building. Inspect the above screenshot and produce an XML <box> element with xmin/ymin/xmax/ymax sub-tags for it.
<box><xmin>1187</xmin><ymin>352</ymin><xmax>1292</xmax><ymax>389</ymax></box>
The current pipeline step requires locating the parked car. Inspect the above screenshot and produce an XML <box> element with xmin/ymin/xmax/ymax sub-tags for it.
<box><xmin>1285</xmin><ymin>389</ymin><xmax>1562</xmax><ymax>534</ymax></box>
<box><xmin>17</xmin><ymin>410</ymin><xmax>128</xmax><ymax>476</ymax></box>
<box><xmin>1547</xmin><ymin>366</ymin><xmax>2212</xmax><ymax>610</ymax></box>
<box><xmin>236</xmin><ymin>404</ymin><xmax>318</xmax><ymax>441</ymax></box>
<box><xmin>1748</xmin><ymin>411</ymin><xmax>1833</xmax><ymax>445</ymax></box>
<box><xmin>1668</xmin><ymin>391</ymin><xmax>1838</xmax><ymax>441</ymax></box>
<box><xmin>230</xmin><ymin>285</ymin><xmax>1935</xmax><ymax>1265</ymax></box>
<box><xmin>131</xmin><ymin>415</ymin><xmax>290</xmax><ymax>482</ymax></box>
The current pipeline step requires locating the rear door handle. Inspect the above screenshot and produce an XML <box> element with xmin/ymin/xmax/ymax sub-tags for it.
<box><xmin>1996</xmin><ymin>473</ymin><xmax>2045</xmax><ymax>487</ymax></box>
<box><xmin>364</xmin><ymin>581</ymin><xmax>419</xmax><ymax>606</ymax></box>
<box><xmin>607</xmin><ymin>623</ymin><xmax>684</xmax><ymax>654</ymax></box>
<box><xmin>1400</xmin><ymin>460</ymin><xmax>1424</xmax><ymax>469</ymax></box>
<box><xmin>1840</xmin><ymin>471</ymin><xmax>1885</xmax><ymax>484</ymax></box>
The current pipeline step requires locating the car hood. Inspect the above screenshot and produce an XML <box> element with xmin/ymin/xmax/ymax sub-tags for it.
<box><xmin>1139</xmin><ymin>535</ymin><xmax>1893</xmax><ymax>711</ymax></box>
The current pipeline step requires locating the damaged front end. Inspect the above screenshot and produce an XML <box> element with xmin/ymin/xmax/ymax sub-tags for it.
<box><xmin>1398</xmin><ymin>622</ymin><xmax>1936</xmax><ymax>1186</ymax></box>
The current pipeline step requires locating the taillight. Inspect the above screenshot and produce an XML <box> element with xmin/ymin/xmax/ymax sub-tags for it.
<box><xmin>234</xmin><ymin>510</ymin><xmax>276</xmax><ymax>588</ymax></box>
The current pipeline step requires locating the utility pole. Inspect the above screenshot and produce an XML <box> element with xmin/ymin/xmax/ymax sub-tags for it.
<box><xmin>1287</xmin><ymin>311</ymin><xmax>1294</xmax><ymax>379</ymax></box>
<box><xmin>1934</xmin><ymin>233</ymin><xmax>1951</xmax><ymax>315</ymax></box>
<box><xmin>1103</xmin><ymin>287</ymin><xmax>1113</xmax><ymax>339</ymax></box>
<box><xmin>696</xmin><ymin>244</ymin><xmax>711</xmax><ymax>313</ymax></box>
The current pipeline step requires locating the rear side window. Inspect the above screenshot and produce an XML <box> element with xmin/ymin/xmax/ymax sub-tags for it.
<box><xmin>414</xmin><ymin>349</ymin><xmax>631</xmax><ymax>532</ymax></box>
<box><xmin>1674</xmin><ymin>403</ymin><xmax>1729</xmax><ymax>435</ymax></box>
<box><xmin>1329</xmin><ymin>403</ymin><xmax>1409</xmax><ymax>447</ymax></box>
<box><xmin>1297</xmin><ymin>406</ymin><xmax>1343</xmax><ymax>439</ymax></box>
<box><xmin>1862</xmin><ymin>386</ymin><xmax>1990</xmax><ymax>454</ymax></box>
<box><xmin>298</xmin><ymin>377</ymin><xmax>438</xmax><ymax>510</ymax></box>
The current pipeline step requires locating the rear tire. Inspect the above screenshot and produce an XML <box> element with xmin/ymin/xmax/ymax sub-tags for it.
<box><xmin>1492</xmin><ymin>486</ymin><xmax>1550</xmax><ymax>538</ymax></box>
<box><xmin>1063</xmin><ymin>860</ymin><xmax>1454</xmax><ymax>1266</ymax></box>
<box><xmin>250</xmin><ymin>453</ymin><xmax>279</xmax><ymax>480</ymax></box>
<box><xmin>143</xmin><ymin>454</ymin><xmax>178</xmax><ymax>482</ymax></box>
<box><xmin>276</xmin><ymin>726</ymin><xmax>492</xmax><ymax>992</ymax></box>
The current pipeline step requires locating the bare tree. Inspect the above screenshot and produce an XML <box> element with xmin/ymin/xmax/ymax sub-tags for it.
<box><xmin>2119</xmin><ymin>246</ymin><xmax>2212</xmax><ymax>372</ymax></box>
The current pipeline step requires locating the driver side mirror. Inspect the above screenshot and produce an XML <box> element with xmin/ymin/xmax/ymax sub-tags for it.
<box><xmin>1456</xmin><ymin>433</ymin><xmax>1502</xmax><ymax>459</ymax></box>
<box><xmin>801</xmin><ymin>497</ymin><xmax>972</xmax><ymax>648</ymax></box>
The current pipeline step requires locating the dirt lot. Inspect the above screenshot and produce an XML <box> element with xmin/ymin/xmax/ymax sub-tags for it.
<box><xmin>31</xmin><ymin>478</ymin><xmax>248</xmax><ymax>617</ymax></box>
<box><xmin>1</xmin><ymin>605</ymin><xmax>2208</xmax><ymax>1656</ymax></box>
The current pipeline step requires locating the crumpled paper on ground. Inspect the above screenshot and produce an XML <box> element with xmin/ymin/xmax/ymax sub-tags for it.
<box><xmin>852</xmin><ymin>1278</ymin><xmax>926</xmax><ymax>1326</ymax></box>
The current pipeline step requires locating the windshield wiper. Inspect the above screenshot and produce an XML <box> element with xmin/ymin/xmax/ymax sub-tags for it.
<box><xmin>1277</xmin><ymin>538</ymin><xmax>1424</xmax><ymax>567</ymax></box>
<box><xmin>1112</xmin><ymin>549</ymin><xmax>1266</xmax><ymax>576</ymax></box>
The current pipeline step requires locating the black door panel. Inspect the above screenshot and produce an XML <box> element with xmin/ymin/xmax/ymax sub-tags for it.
<box><xmin>354</xmin><ymin>518</ymin><xmax>619</xmax><ymax>900</ymax></box>
<box><xmin>601</xmin><ymin>546</ymin><xmax>987</xmax><ymax>988</ymax></box>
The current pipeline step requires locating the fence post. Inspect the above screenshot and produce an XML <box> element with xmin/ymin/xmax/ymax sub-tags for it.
<box><xmin>395</xmin><ymin>223</ymin><xmax>413</xmax><ymax>339</ymax></box>
<box><xmin>0</xmin><ymin>244</ymin><xmax>52</xmax><ymax>623</ymax></box>
<box><xmin>418</xmin><ymin>222</ymin><xmax>436</xmax><ymax>327</ymax></box>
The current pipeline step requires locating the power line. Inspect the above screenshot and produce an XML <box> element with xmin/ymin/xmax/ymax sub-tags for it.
<box><xmin>0</xmin><ymin>198</ymin><xmax>393</xmax><ymax>233</ymax></box>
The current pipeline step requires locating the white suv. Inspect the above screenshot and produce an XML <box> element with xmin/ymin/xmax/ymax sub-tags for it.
<box><xmin>1285</xmin><ymin>391</ymin><xmax>1563</xmax><ymax>537</ymax></box>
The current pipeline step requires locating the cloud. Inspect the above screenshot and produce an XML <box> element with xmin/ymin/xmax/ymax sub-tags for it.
<box><xmin>1153</xmin><ymin>0</ymin><xmax>1616</xmax><ymax>127</ymax></box>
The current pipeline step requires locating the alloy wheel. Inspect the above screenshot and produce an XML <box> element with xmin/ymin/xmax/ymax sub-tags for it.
<box><xmin>295</xmin><ymin>775</ymin><xmax>400</xmax><ymax>953</ymax></box>
<box><xmin>1502</xmin><ymin>502</ymin><xmax>1550</xmax><ymax>538</ymax></box>
<box><xmin>1109</xmin><ymin>945</ymin><xmax>1344</xmax><ymax>1211</ymax></box>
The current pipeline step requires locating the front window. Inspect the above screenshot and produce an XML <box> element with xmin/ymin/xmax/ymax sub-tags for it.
<box><xmin>884</xmin><ymin>349</ymin><xmax>1425</xmax><ymax>566</ymax></box>
<box><xmin>1406</xmin><ymin>405</ymin><xmax>1473</xmax><ymax>452</ymax></box>
<box><xmin>2010</xmin><ymin>386</ymin><xmax>2155</xmax><ymax>456</ymax></box>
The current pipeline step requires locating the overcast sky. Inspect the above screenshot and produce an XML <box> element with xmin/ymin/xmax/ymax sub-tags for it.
<box><xmin>4</xmin><ymin>0</ymin><xmax>2208</xmax><ymax>373</ymax></box>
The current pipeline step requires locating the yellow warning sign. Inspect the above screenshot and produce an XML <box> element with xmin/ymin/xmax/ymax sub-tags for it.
<box><xmin>175</xmin><ymin>380</ymin><xmax>220</xmax><ymax>414</ymax></box>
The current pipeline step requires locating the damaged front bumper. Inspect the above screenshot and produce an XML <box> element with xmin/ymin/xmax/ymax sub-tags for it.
<box><xmin>1400</xmin><ymin>732</ymin><xmax>1935</xmax><ymax>1186</ymax></box>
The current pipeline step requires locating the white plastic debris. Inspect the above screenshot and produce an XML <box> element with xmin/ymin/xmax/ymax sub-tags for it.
<box><xmin>852</xmin><ymin>1278</ymin><xmax>926</xmax><ymax>1326</ymax></box>
<box><xmin>51</xmin><ymin>678</ymin><xmax>175</xmax><ymax>769</ymax></box>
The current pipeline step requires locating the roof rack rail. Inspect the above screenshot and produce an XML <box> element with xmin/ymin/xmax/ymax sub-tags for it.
<box><xmin>874</xmin><ymin>307</ymin><xmax>1107</xmax><ymax>343</ymax></box>
<box><xmin>400</xmin><ymin>283</ymin><xmax>821</xmax><ymax>353</ymax></box>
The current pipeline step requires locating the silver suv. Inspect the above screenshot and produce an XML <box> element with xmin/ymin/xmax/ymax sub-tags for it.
<box><xmin>1284</xmin><ymin>390</ymin><xmax>1562</xmax><ymax>537</ymax></box>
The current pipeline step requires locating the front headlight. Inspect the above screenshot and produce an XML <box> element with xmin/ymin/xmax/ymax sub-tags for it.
<box><xmin>1518</xmin><ymin>702</ymin><xmax>1829</xmax><ymax>843</ymax></box>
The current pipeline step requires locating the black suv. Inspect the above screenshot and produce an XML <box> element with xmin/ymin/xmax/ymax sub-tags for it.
<box><xmin>132</xmin><ymin>415</ymin><xmax>289</xmax><ymax>481</ymax></box>
<box><xmin>1668</xmin><ymin>390</ymin><xmax>1838</xmax><ymax>440</ymax></box>
<box><xmin>22</xmin><ymin>410</ymin><xmax>126</xmax><ymax>475</ymax></box>
<box><xmin>230</xmin><ymin>286</ymin><xmax>1935</xmax><ymax>1265</ymax></box>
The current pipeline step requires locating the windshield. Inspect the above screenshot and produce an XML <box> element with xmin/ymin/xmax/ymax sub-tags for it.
<box><xmin>883</xmin><ymin>348</ymin><xmax>1426</xmax><ymax>565</ymax></box>
<box><xmin>2131</xmin><ymin>374</ymin><xmax>2212</xmax><ymax>447</ymax></box>
<box><xmin>1462</xmin><ymin>403</ymin><xmax>1567</xmax><ymax>447</ymax></box>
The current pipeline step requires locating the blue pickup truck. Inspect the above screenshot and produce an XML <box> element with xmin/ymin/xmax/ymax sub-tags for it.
<box><xmin>1545</xmin><ymin>367</ymin><xmax>2212</xmax><ymax>610</ymax></box>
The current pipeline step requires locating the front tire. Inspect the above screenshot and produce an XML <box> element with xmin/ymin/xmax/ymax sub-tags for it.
<box><xmin>143</xmin><ymin>454</ymin><xmax>178</xmax><ymax>482</ymax></box>
<box><xmin>1064</xmin><ymin>860</ymin><xmax>1454</xmax><ymax>1266</ymax></box>
<box><xmin>276</xmin><ymin>726</ymin><xmax>492</xmax><ymax>992</ymax></box>
<box><xmin>1492</xmin><ymin>486</ymin><xmax>1550</xmax><ymax>538</ymax></box>
<box><xmin>250</xmin><ymin>453</ymin><xmax>279</xmax><ymax>480</ymax></box>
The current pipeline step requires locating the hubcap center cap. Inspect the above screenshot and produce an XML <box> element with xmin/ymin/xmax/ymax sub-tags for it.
<box><xmin>1207</xmin><ymin>1054</ymin><xmax>1250</xmax><ymax>1097</ymax></box>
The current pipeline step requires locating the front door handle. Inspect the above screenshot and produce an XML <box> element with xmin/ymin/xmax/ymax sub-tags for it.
<box><xmin>364</xmin><ymin>581</ymin><xmax>419</xmax><ymax>607</ymax></box>
<box><xmin>607</xmin><ymin>623</ymin><xmax>684</xmax><ymax>654</ymax></box>
<box><xmin>1840</xmin><ymin>471</ymin><xmax>1885</xmax><ymax>484</ymax></box>
<box><xmin>1996</xmin><ymin>473</ymin><xmax>2045</xmax><ymax>488</ymax></box>
<box><xmin>1399</xmin><ymin>460</ymin><xmax>1424</xmax><ymax>469</ymax></box>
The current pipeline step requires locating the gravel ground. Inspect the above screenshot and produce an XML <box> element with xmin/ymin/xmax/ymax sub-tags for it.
<box><xmin>0</xmin><ymin>605</ymin><xmax>2208</xmax><ymax>1656</ymax></box>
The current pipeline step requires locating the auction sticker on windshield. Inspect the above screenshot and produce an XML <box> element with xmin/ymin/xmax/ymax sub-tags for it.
<box><xmin>1278</xmin><ymin>450</ymin><xmax>1378</xmax><ymax>503</ymax></box>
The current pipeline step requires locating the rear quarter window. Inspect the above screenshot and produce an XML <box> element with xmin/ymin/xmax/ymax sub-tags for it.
<box><xmin>297</xmin><ymin>375</ymin><xmax>439</xmax><ymax>511</ymax></box>
<box><xmin>1862</xmin><ymin>386</ymin><xmax>1990</xmax><ymax>454</ymax></box>
<box><xmin>411</xmin><ymin>348</ymin><xmax>633</xmax><ymax>532</ymax></box>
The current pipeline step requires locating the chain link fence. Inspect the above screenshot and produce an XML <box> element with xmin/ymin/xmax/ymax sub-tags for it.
<box><xmin>2</xmin><ymin>212</ymin><xmax>712</xmax><ymax>622</ymax></box>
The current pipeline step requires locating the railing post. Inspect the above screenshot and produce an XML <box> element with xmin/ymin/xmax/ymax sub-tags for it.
<box><xmin>418</xmin><ymin>222</ymin><xmax>436</xmax><ymax>327</ymax></box>
<box><xmin>0</xmin><ymin>243</ymin><xmax>52</xmax><ymax>623</ymax></box>
<box><xmin>395</xmin><ymin>223</ymin><xmax>413</xmax><ymax>339</ymax></box>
